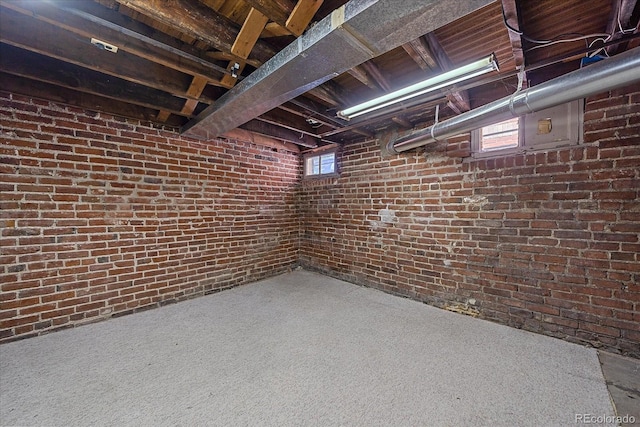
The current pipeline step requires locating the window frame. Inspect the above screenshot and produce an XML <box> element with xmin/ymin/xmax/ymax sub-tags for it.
<box><xmin>303</xmin><ymin>148</ymin><xmax>339</xmax><ymax>179</ymax></box>
<box><xmin>471</xmin><ymin>117</ymin><xmax>524</xmax><ymax>159</ymax></box>
<box><xmin>470</xmin><ymin>100</ymin><xmax>584</xmax><ymax>159</ymax></box>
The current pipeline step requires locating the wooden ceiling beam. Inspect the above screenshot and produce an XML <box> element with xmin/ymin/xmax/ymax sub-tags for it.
<box><xmin>501</xmin><ymin>0</ymin><xmax>525</xmax><ymax>82</ymax></box>
<box><xmin>156</xmin><ymin>110</ymin><xmax>172</xmax><ymax>122</ymax></box>
<box><xmin>360</xmin><ymin>61</ymin><xmax>391</xmax><ymax>92</ymax></box>
<box><xmin>231</xmin><ymin>8</ymin><xmax>270</xmax><ymax>59</ymax></box>
<box><xmin>115</xmin><ymin>0</ymin><xmax>275</xmax><ymax>64</ymax></box>
<box><xmin>240</xmin><ymin>120</ymin><xmax>319</xmax><ymax>148</ymax></box>
<box><xmin>205</xmin><ymin>52</ymin><xmax>260</xmax><ymax>68</ymax></box>
<box><xmin>0</xmin><ymin>7</ymin><xmax>212</xmax><ymax>103</ymax></box>
<box><xmin>57</xmin><ymin>0</ymin><xmax>228</xmax><ymax>70</ymax></box>
<box><xmin>0</xmin><ymin>0</ymin><xmax>231</xmax><ymax>87</ymax></box>
<box><xmin>275</xmin><ymin>106</ymin><xmax>336</xmax><ymax>134</ymax></box>
<box><xmin>199</xmin><ymin>0</ymin><xmax>227</xmax><ymax>12</ymax></box>
<box><xmin>243</xmin><ymin>0</ymin><xmax>324</xmax><ymax>38</ymax></box>
<box><xmin>391</xmin><ymin>116</ymin><xmax>413</xmax><ymax>129</ymax></box>
<box><xmin>285</xmin><ymin>98</ymin><xmax>345</xmax><ymax>128</ymax></box>
<box><xmin>402</xmin><ymin>37</ymin><xmax>438</xmax><ymax>71</ymax></box>
<box><xmin>177</xmin><ymin>75</ymin><xmax>210</xmax><ymax>118</ymax></box>
<box><xmin>180</xmin><ymin>99</ymin><xmax>200</xmax><ymax>116</ymax></box>
<box><xmin>243</xmin><ymin>0</ymin><xmax>294</xmax><ymax>28</ymax></box>
<box><xmin>347</xmin><ymin>66</ymin><xmax>378</xmax><ymax>90</ymax></box>
<box><xmin>306</xmin><ymin>80</ymin><xmax>348</xmax><ymax>107</ymax></box>
<box><xmin>424</xmin><ymin>33</ymin><xmax>471</xmax><ymax>113</ymax></box>
<box><xmin>262</xmin><ymin>22</ymin><xmax>294</xmax><ymax>38</ymax></box>
<box><xmin>0</xmin><ymin>72</ymin><xmax>184</xmax><ymax>127</ymax></box>
<box><xmin>257</xmin><ymin>109</ymin><xmax>322</xmax><ymax>138</ymax></box>
<box><xmin>605</xmin><ymin>0</ymin><xmax>638</xmax><ymax>55</ymax></box>
<box><xmin>220</xmin><ymin>8</ymin><xmax>270</xmax><ymax>88</ymax></box>
<box><xmin>286</xmin><ymin>0</ymin><xmax>324</xmax><ymax>37</ymax></box>
<box><xmin>0</xmin><ymin>44</ymin><xmax>191</xmax><ymax>117</ymax></box>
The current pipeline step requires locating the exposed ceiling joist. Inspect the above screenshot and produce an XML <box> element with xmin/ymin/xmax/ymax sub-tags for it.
<box><xmin>402</xmin><ymin>37</ymin><xmax>438</xmax><ymax>70</ymax></box>
<box><xmin>0</xmin><ymin>0</ymin><xmax>229</xmax><ymax>86</ymax></box>
<box><xmin>0</xmin><ymin>44</ymin><xmax>190</xmax><ymax>117</ymax></box>
<box><xmin>182</xmin><ymin>0</ymin><xmax>494</xmax><ymax>140</ymax></box>
<box><xmin>391</xmin><ymin>116</ymin><xmax>413</xmax><ymax>129</ymax></box>
<box><xmin>286</xmin><ymin>0</ymin><xmax>325</xmax><ymax>37</ymax></box>
<box><xmin>0</xmin><ymin>72</ymin><xmax>184</xmax><ymax>126</ymax></box>
<box><xmin>243</xmin><ymin>0</ymin><xmax>294</xmax><ymax>29</ymax></box>
<box><xmin>308</xmin><ymin>80</ymin><xmax>349</xmax><ymax>106</ymax></box>
<box><xmin>258</xmin><ymin>109</ymin><xmax>322</xmax><ymax>136</ymax></box>
<box><xmin>347</xmin><ymin>66</ymin><xmax>378</xmax><ymax>90</ymax></box>
<box><xmin>0</xmin><ymin>7</ymin><xmax>211</xmax><ymax>103</ymax></box>
<box><xmin>360</xmin><ymin>61</ymin><xmax>391</xmax><ymax>92</ymax></box>
<box><xmin>240</xmin><ymin>120</ymin><xmax>319</xmax><ymax>148</ymax></box>
<box><xmin>262</xmin><ymin>22</ymin><xmax>293</xmax><ymax>37</ymax></box>
<box><xmin>57</xmin><ymin>0</ymin><xmax>233</xmax><ymax>76</ymax></box>
<box><xmin>605</xmin><ymin>0</ymin><xmax>639</xmax><ymax>55</ymax></box>
<box><xmin>501</xmin><ymin>0</ymin><xmax>525</xmax><ymax>81</ymax></box>
<box><xmin>243</xmin><ymin>0</ymin><xmax>324</xmax><ymax>37</ymax></box>
<box><xmin>231</xmin><ymin>8</ymin><xmax>270</xmax><ymax>59</ymax></box>
<box><xmin>115</xmin><ymin>0</ymin><xmax>275</xmax><ymax>64</ymax></box>
<box><xmin>424</xmin><ymin>33</ymin><xmax>471</xmax><ymax>113</ymax></box>
<box><xmin>286</xmin><ymin>98</ymin><xmax>346</xmax><ymax>128</ymax></box>
<box><xmin>179</xmin><ymin>75</ymin><xmax>209</xmax><ymax>117</ymax></box>
<box><xmin>219</xmin><ymin>7</ymin><xmax>270</xmax><ymax>89</ymax></box>
<box><xmin>1</xmin><ymin>0</ymin><xmax>615</xmax><ymax>147</ymax></box>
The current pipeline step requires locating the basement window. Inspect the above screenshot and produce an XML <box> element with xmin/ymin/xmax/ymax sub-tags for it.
<box><xmin>472</xmin><ymin>117</ymin><xmax>521</xmax><ymax>155</ymax></box>
<box><xmin>304</xmin><ymin>150</ymin><xmax>337</xmax><ymax>177</ymax></box>
<box><xmin>471</xmin><ymin>100</ymin><xmax>583</xmax><ymax>158</ymax></box>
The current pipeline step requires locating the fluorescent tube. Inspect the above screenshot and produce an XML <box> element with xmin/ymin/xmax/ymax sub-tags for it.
<box><xmin>337</xmin><ymin>54</ymin><xmax>499</xmax><ymax>120</ymax></box>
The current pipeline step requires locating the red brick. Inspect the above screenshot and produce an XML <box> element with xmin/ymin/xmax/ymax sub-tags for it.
<box><xmin>1</xmin><ymin>86</ymin><xmax>639</xmax><ymax>354</ymax></box>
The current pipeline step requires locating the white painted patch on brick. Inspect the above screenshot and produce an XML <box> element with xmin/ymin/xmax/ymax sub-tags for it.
<box><xmin>379</xmin><ymin>209</ymin><xmax>397</xmax><ymax>224</ymax></box>
<box><xmin>463</xmin><ymin>195</ymin><xmax>488</xmax><ymax>206</ymax></box>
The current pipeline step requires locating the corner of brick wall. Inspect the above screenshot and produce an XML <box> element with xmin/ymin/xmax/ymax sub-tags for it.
<box><xmin>0</xmin><ymin>92</ymin><xmax>301</xmax><ymax>342</ymax></box>
<box><xmin>300</xmin><ymin>83</ymin><xmax>640</xmax><ymax>357</ymax></box>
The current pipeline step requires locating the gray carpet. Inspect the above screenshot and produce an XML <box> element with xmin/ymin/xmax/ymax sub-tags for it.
<box><xmin>0</xmin><ymin>270</ymin><xmax>616</xmax><ymax>426</ymax></box>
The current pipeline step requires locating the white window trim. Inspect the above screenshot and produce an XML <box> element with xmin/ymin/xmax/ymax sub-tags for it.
<box><xmin>470</xmin><ymin>99</ymin><xmax>583</xmax><ymax>159</ymax></box>
<box><xmin>303</xmin><ymin>148</ymin><xmax>339</xmax><ymax>178</ymax></box>
<box><xmin>471</xmin><ymin>117</ymin><xmax>524</xmax><ymax>159</ymax></box>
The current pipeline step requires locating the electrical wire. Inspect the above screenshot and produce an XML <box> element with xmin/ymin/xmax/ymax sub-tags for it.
<box><xmin>588</xmin><ymin>38</ymin><xmax>611</xmax><ymax>57</ymax></box>
<box><xmin>588</xmin><ymin>0</ymin><xmax>639</xmax><ymax>58</ymax></box>
<box><xmin>617</xmin><ymin>0</ymin><xmax>640</xmax><ymax>34</ymax></box>
<box><xmin>501</xmin><ymin>1</ymin><xmax>638</xmax><ymax>56</ymax></box>
<box><xmin>525</xmin><ymin>33</ymin><xmax>612</xmax><ymax>52</ymax></box>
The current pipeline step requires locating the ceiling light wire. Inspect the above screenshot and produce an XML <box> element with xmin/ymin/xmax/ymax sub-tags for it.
<box><xmin>501</xmin><ymin>2</ymin><xmax>633</xmax><ymax>54</ymax></box>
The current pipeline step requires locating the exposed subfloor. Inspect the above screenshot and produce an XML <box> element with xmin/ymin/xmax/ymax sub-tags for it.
<box><xmin>0</xmin><ymin>270</ymin><xmax>634</xmax><ymax>426</ymax></box>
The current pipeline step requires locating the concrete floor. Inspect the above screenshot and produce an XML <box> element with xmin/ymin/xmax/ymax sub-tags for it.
<box><xmin>0</xmin><ymin>270</ymin><xmax>632</xmax><ymax>426</ymax></box>
<box><xmin>598</xmin><ymin>351</ymin><xmax>640</xmax><ymax>426</ymax></box>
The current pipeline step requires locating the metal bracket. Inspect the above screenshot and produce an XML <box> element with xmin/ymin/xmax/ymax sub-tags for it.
<box><xmin>231</xmin><ymin>62</ymin><xmax>240</xmax><ymax>78</ymax></box>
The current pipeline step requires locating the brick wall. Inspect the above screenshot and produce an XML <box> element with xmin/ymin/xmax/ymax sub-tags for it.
<box><xmin>300</xmin><ymin>84</ymin><xmax>640</xmax><ymax>357</ymax></box>
<box><xmin>1</xmin><ymin>85</ymin><xmax>638</xmax><ymax>355</ymax></box>
<box><xmin>0</xmin><ymin>92</ymin><xmax>300</xmax><ymax>342</ymax></box>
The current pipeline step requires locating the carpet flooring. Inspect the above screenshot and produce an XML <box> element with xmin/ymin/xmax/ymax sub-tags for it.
<box><xmin>0</xmin><ymin>270</ymin><xmax>617</xmax><ymax>426</ymax></box>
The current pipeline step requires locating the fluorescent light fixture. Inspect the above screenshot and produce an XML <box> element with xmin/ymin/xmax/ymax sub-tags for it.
<box><xmin>337</xmin><ymin>53</ymin><xmax>499</xmax><ymax>120</ymax></box>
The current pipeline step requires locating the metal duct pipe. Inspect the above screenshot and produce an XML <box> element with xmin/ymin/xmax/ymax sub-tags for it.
<box><xmin>387</xmin><ymin>46</ymin><xmax>640</xmax><ymax>154</ymax></box>
<box><xmin>182</xmin><ymin>0</ymin><xmax>494</xmax><ymax>140</ymax></box>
